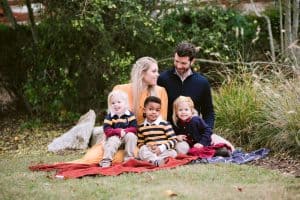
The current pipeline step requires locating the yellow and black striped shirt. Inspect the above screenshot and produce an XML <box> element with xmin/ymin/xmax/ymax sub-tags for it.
<box><xmin>103</xmin><ymin>110</ymin><xmax>137</xmax><ymax>138</ymax></box>
<box><xmin>137</xmin><ymin>120</ymin><xmax>177</xmax><ymax>149</ymax></box>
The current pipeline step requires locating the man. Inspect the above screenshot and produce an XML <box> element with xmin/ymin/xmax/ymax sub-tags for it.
<box><xmin>158</xmin><ymin>42</ymin><xmax>215</xmax><ymax>129</ymax></box>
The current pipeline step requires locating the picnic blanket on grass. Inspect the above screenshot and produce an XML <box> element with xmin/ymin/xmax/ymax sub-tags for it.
<box><xmin>29</xmin><ymin>148</ymin><xmax>269</xmax><ymax>179</ymax></box>
<box><xmin>29</xmin><ymin>154</ymin><xmax>197</xmax><ymax>179</ymax></box>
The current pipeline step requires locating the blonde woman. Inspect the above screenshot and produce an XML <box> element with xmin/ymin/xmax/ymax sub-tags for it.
<box><xmin>72</xmin><ymin>57</ymin><xmax>168</xmax><ymax>164</ymax></box>
<box><xmin>114</xmin><ymin>56</ymin><xmax>168</xmax><ymax>124</ymax></box>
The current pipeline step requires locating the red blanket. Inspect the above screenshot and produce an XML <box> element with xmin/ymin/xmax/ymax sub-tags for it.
<box><xmin>29</xmin><ymin>144</ymin><xmax>232</xmax><ymax>179</ymax></box>
<box><xmin>29</xmin><ymin>154</ymin><xmax>198</xmax><ymax>179</ymax></box>
<box><xmin>188</xmin><ymin>143</ymin><xmax>232</xmax><ymax>157</ymax></box>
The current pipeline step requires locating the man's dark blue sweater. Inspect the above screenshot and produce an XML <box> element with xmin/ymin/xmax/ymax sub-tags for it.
<box><xmin>158</xmin><ymin>68</ymin><xmax>215</xmax><ymax>128</ymax></box>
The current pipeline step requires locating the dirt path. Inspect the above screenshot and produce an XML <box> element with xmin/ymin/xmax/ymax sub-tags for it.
<box><xmin>250</xmin><ymin>155</ymin><xmax>300</xmax><ymax>177</ymax></box>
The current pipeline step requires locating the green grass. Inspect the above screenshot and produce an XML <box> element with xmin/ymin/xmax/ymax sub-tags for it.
<box><xmin>0</xmin><ymin>151</ymin><xmax>299</xmax><ymax>200</ymax></box>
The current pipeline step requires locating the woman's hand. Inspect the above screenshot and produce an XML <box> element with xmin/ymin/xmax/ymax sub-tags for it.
<box><xmin>177</xmin><ymin>135</ymin><xmax>187</xmax><ymax>141</ymax></box>
<box><xmin>193</xmin><ymin>143</ymin><xmax>204</xmax><ymax>148</ymax></box>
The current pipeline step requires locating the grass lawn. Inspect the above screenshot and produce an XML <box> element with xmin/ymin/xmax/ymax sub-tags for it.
<box><xmin>0</xmin><ymin>150</ymin><xmax>299</xmax><ymax>200</ymax></box>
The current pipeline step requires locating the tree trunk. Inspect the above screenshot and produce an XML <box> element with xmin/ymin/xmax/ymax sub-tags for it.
<box><xmin>284</xmin><ymin>0</ymin><xmax>292</xmax><ymax>53</ymax></box>
<box><xmin>25</xmin><ymin>0</ymin><xmax>38</xmax><ymax>44</ymax></box>
<box><xmin>292</xmin><ymin>0</ymin><xmax>299</xmax><ymax>42</ymax></box>
<box><xmin>279</xmin><ymin>0</ymin><xmax>284</xmax><ymax>54</ymax></box>
<box><xmin>0</xmin><ymin>0</ymin><xmax>18</xmax><ymax>29</ymax></box>
<box><xmin>250</xmin><ymin>0</ymin><xmax>276</xmax><ymax>61</ymax></box>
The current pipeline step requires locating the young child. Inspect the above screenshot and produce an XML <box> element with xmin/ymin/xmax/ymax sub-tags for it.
<box><xmin>99</xmin><ymin>90</ymin><xmax>138</xmax><ymax>168</ymax></box>
<box><xmin>172</xmin><ymin>96</ymin><xmax>232</xmax><ymax>156</ymax></box>
<box><xmin>137</xmin><ymin>96</ymin><xmax>178</xmax><ymax>167</ymax></box>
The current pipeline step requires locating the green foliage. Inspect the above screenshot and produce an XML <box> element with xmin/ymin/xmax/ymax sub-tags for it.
<box><xmin>22</xmin><ymin>1</ymin><xmax>141</xmax><ymax>121</ymax></box>
<box><xmin>159</xmin><ymin>5</ymin><xmax>261</xmax><ymax>64</ymax></box>
<box><xmin>20</xmin><ymin>118</ymin><xmax>42</xmax><ymax>130</ymax></box>
<box><xmin>5</xmin><ymin>2</ymin><xmax>273</xmax><ymax>122</ymax></box>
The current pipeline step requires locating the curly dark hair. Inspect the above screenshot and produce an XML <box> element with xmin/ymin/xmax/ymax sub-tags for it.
<box><xmin>144</xmin><ymin>96</ymin><xmax>161</xmax><ymax>107</ymax></box>
<box><xmin>175</xmin><ymin>42</ymin><xmax>197</xmax><ymax>61</ymax></box>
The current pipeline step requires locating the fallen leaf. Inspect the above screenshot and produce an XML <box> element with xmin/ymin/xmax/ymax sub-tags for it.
<box><xmin>165</xmin><ymin>189</ymin><xmax>178</xmax><ymax>197</ymax></box>
<box><xmin>234</xmin><ymin>186</ymin><xmax>243</xmax><ymax>192</ymax></box>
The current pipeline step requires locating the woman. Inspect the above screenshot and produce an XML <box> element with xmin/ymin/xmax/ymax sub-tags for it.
<box><xmin>114</xmin><ymin>56</ymin><xmax>168</xmax><ymax>124</ymax></box>
<box><xmin>70</xmin><ymin>57</ymin><xmax>168</xmax><ymax>164</ymax></box>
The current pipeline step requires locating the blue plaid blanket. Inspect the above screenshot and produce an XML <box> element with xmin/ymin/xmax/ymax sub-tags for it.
<box><xmin>190</xmin><ymin>148</ymin><xmax>270</xmax><ymax>165</ymax></box>
<box><xmin>207</xmin><ymin>148</ymin><xmax>270</xmax><ymax>164</ymax></box>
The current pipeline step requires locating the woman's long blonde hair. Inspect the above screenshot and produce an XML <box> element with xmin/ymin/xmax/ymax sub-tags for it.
<box><xmin>130</xmin><ymin>57</ymin><xmax>157</xmax><ymax>115</ymax></box>
<box><xmin>172</xmin><ymin>96</ymin><xmax>198</xmax><ymax>126</ymax></box>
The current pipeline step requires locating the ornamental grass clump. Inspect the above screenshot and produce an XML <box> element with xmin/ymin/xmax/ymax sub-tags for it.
<box><xmin>214</xmin><ymin>68</ymin><xmax>300</xmax><ymax>156</ymax></box>
<box><xmin>213</xmin><ymin>73</ymin><xmax>266</xmax><ymax>148</ymax></box>
<box><xmin>255</xmin><ymin>73</ymin><xmax>300</xmax><ymax>156</ymax></box>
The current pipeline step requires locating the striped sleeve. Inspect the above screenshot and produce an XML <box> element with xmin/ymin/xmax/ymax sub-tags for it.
<box><xmin>161</xmin><ymin>121</ymin><xmax>177</xmax><ymax>150</ymax></box>
<box><xmin>137</xmin><ymin>124</ymin><xmax>145</xmax><ymax>148</ymax></box>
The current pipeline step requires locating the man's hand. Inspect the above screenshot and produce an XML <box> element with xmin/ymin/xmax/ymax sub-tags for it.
<box><xmin>177</xmin><ymin>135</ymin><xmax>187</xmax><ymax>141</ymax></box>
<box><xmin>193</xmin><ymin>143</ymin><xmax>204</xmax><ymax>148</ymax></box>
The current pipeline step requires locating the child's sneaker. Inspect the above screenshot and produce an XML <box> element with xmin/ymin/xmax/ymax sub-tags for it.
<box><xmin>152</xmin><ymin>159</ymin><xmax>165</xmax><ymax>167</ymax></box>
<box><xmin>124</xmin><ymin>156</ymin><xmax>135</xmax><ymax>162</ymax></box>
<box><xmin>99</xmin><ymin>159</ymin><xmax>112</xmax><ymax>168</ymax></box>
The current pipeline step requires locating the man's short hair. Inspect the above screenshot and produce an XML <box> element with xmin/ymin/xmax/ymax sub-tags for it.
<box><xmin>175</xmin><ymin>42</ymin><xmax>196</xmax><ymax>61</ymax></box>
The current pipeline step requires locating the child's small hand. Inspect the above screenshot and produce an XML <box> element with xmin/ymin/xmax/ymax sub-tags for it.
<box><xmin>193</xmin><ymin>143</ymin><xmax>204</xmax><ymax>148</ymax></box>
<box><xmin>153</xmin><ymin>147</ymin><xmax>162</xmax><ymax>155</ymax></box>
<box><xmin>148</xmin><ymin>145</ymin><xmax>161</xmax><ymax>155</ymax></box>
<box><xmin>120</xmin><ymin>129</ymin><xmax>126</xmax><ymax>138</ymax></box>
<box><xmin>177</xmin><ymin>135</ymin><xmax>187</xmax><ymax>141</ymax></box>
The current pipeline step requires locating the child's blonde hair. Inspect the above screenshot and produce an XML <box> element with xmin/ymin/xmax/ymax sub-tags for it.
<box><xmin>107</xmin><ymin>90</ymin><xmax>129</xmax><ymax>114</ymax></box>
<box><xmin>172</xmin><ymin>96</ymin><xmax>198</xmax><ymax>126</ymax></box>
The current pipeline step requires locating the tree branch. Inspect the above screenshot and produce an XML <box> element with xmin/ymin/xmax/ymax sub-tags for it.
<box><xmin>250</xmin><ymin>0</ymin><xmax>276</xmax><ymax>62</ymax></box>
